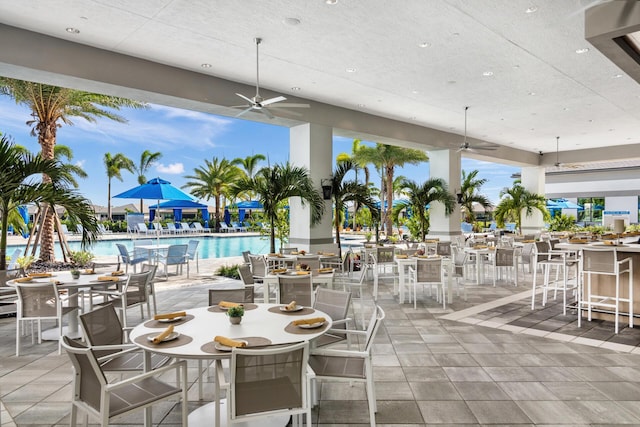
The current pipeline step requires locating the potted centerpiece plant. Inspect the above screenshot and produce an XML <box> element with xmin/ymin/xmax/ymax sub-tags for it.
<box><xmin>227</xmin><ymin>305</ymin><xmax>245</xmax><ymax>324</ymax></box>
<box><xmin>70</xmin><ymin>268</ymin><xmax>81</xmax><ymax>279</ymax></box>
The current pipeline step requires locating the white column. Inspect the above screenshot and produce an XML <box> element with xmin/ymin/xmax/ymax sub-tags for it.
<box><xmin>521</xmin><ymin>166</ymin><xmax>546</xmax><ymax>234</ymax></box>
<box><xmin>289</xmin><ymin>123</ymin><xmax>334</xmax><ymax>252</ymax></box>
<box><xmin>428</xmin><ymin>149</ymin><xmax>461</xmax><ymax>240</ymax></box>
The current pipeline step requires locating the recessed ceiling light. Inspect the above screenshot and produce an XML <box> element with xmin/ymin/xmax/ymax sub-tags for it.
<box><xmin>575</xmin><ymin>48</ymin><xmax>590</xmax><ymax>54</ymax></box>
<box><xmin>356</xmin><ymin>103</ymin><xmax>365</xmax><ymax>108</ymax></box>
<box><xmin>513</xmin><ymin>65</ymin><xmax>520</xmax><ymax>69</ymax></box>
<box><xmin>410</xmin><ymin>116</ymin><xmax>417</xmax><ymax>120</ymax></box>
<box><xmin>283</xmin><ymin>17</ymin><xmax>300</xmax><ymax>26</ymax></box>
<box><xmin>482</xmin><ymin>71</ymin><xmax>494</xmax><ymax>77</ymax></box>
<box><xmin>447</xmin><ymin>80</ymin><xmax>457</xmax><ymax>84</ymax></box>
<box><xmin>563</xmin><ymin>107</ymin><xmax>569</xmax><ymax>111</ymax></box>
<box><xmin>530</xmin><ymin>128</ymin><xmax>535</xmax><ymax>131</ymax></box>
<box><xmin>291</xmin><ymin>87</ymin><xmax>301</xmax><ymax>91</ymax></box>
<box><xmin>609</xmin><ymin>128</ymin><xmax>615</xmax><ymax>131</ymax></box>
<box><xmin>411</xmin><ymin>90</ymin><xmax>419</xmax><ymax>94</ymax></box>
<box><xmin>528</xmin><ymin>92</ymin><xmax>536</xmax><ymax>96</ymax></box>
<box><xmin>588</xmin><ymin>119</ymin><xmax>594</xmax><ymax>122</ymax></box>
<box><xmin>325</xmin><ymin>0</ymin><xmax>337</xmax><ymax>4</ymax></box>
<box><xmin>613</xmin><ymin>73</ymin><xmax>623</xmax><ymax>78</ymax></box>
<box><xmin>201</xmin><ymin>63</ymin><xmax>212</xmax><ymax>68</ymax></box>
<box><xmin>418</xmin><ymin>41</ymin><xmax>431</xmax><ymax>48</ymax></box>
<box><xmin>346</xmin><ymin>67</ymin><xmax>357</xmax><ymax>73</ymax></box>
<box><xmin>525</xmin><ymin>6</ymin><xmax>538</xmax><ymax>13</ymax></box>
<box><xmin>65</xmin><ymin>27</ymin><xmax>79</xmax><ymax>34</ymax></box>
<box><xmin>452</xmin><ymin>32</ymin><xmax>460</xmax><ymax>37</ymax></box>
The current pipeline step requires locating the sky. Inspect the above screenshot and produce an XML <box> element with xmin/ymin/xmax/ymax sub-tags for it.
<box><xmin>0</xmin><ymin>95</ymin><xmax>520</xmax><ymax>208</ymax></box>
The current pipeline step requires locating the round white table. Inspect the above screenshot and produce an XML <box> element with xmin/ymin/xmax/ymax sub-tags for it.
<box><xmin>8</xmin><ymin>270</ymin><xmax>127</xmax><ymax>339</ymax></box>
<box><xmin>130</xmin><ymin>303</ymin><xmax>332</xmax><ymax>427</ymax></box>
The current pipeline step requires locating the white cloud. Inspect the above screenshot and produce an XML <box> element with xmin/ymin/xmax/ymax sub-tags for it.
<box><xmin>156</xmin><ymin>162</ymin><xmax>184</xmax><ymax>174</ymax></box>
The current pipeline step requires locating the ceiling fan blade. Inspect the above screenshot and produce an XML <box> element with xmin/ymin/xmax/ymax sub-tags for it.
<box><xmin>275</xmin><ymin>103</ymin><xmax>310</xmax><ymax>108</ymax></box>
<box><xmin>235</xmin><ymin>107</ymin><xmax>254</xmax><ymax>118</ymax></box>
<box><xmin>229</xmin><ymin>104</ymin><xmax>251</xmax><ymax>109</ymax></box>
<box><xmin>235</xmin><ymin>93</ymin><xmax>255</xmax><ymax>104</ymax></box>
<box><xmin>261</xmin><ymin>96</ymin><xmax>287</xmax><ymax>106</ymax></box>
<box><xmin>472</xmin><ymin>145</ymin><xmax>498</xmax><ymax>151</ymax></box>
<box><xmin>261</xmin><ymin>107</ymin><xmax>275</xmax><ymax>119</ymax></box>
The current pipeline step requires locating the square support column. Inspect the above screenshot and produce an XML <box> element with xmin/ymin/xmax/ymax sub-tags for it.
<box><xmin>289</xmin><ymin>123</ymin><xmax>334</xmax><ymax>252</ymax></box>
<box><xmin>521</xmin><ymin>166</ymin><xmax>546</xmax><ymax>234</ymax></box>
<box><xmin>428</xmin><ymin>149</ymin><xmax>461</xmax><ymax>240</ymax></box>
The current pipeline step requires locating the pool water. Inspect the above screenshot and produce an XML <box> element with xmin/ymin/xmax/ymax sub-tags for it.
<box><xmin>8</xmin><ymin>235</ymin><xmax>271</xmax><ymax>260</ymax></box>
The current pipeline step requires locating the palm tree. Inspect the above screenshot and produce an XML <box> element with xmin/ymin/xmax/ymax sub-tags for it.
<box><xmin>0</xmin><ymin>78</ymin><xmax>145</xmax><ymax>262</ymax></box>
<box><xmin>104</xmin><ymin>153</ymin><xmax>135</xmax><ymax>220</ymax></box>
<box><xmin>183</xmin><ymin>157</ymin><xmax>243</xmax><ymax>232</ymax></box>
<box><xmin>460</xmin><ymin>169</ymin><xmax>492</xmax><ymax>224</ymax></box>
<box><xmin>134</xmin><ymin>150</ymin><xmax>163</xmax><ymax>212</ymax></box>
<box><xmin>398</xmin><ymin>178</ymin><xmax>456</xmax><ymax>241</ymax></box>
<box><xmin>232</xmin><ymin>154</ymin><xmax>266</xmax><ymax>200</ymax></box>
<box><xmin>54</xmin><ymin>145</ymin><xmax>87</xmax><ymax>189</ymax></box>
<box><xmin>356</xmin><ymin>143</ymin><xmax>428</xmax><ymax>235</ymax></box>
<box><xmin>494</xmin><ymin>184</ymin><xmax>549</xmax><ymax>234</ymax></box>
<box><xmin>0</xmin><ymin>135</ymin><xmax>98</xmax><ymax>270</ymax></box>
<box><xmin>232</xmin><ymin>162</ymin><xmax>325</xmax><ymax>253</ymax></box>
<box><xmin>331</xmin><ymin>160</ymin><xmax>380</xmax><ymax>256</ymax></box>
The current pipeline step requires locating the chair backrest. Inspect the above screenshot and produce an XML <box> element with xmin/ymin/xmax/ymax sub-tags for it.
<box><xmin>140</xmin><ymin>263</ymin><xmax>158</xmax><ymax>284</ymax></box>
<box><xmin>494</xmin><ymin>248</ymin><xmax>515</xmax><ymax>267</ymax></box>
<box><xmin>134</xmin><ymin>239</ymin><xmax>153</xmax><ymax>247</ymax></box>
<box><xmin>165</xmin><ymin>244</ymin><xmax>188</xmax><ymax>265</ymax></box>
<box><xmin>364</xmin><ymin>305</ymin><xmax>386</xmax><ymax>350</ymax></box>
<box><xmin>436</xmin><ymin>241</ymin><xmax>452</xmax><ymax>257</ymax></box>
<box><xmin>16</xmin><ymin>283</ymin><xmax>60</xmax><ymax>319</ymax></box>
<box><xmin>415</xmin><ymin>258</ymin><xmax>443</xmax><ymax>283</ymax></box>
<box><xmin>296</xmin><ymin>256</ymin><xmax>320</xmax><ymax>271</ymax></box>
<box><xmin>116</xmin><ymin>243</ymin><xmax>131</xmax><ymax>263</ymax></box>
<box><xmin>122</xmin><ymin>271</ymin><xmax>153</xmax><ymax>306</ymax></box>
<box><xmin>376</xmin><ymin>247</ymin><xmax>395</xmax><ymax>264</ymax></box>
<box><xmin>453</xmin><ymin>250</ymin><xmax>467</xmax><ymax>276</ymax></box>
<box><xmin>242</xmin><ymin>250</ymin><xmax>252</xmax><ymax>264</ymax></box>
<box><xmin>208</xmin><ymin>287</ymin><xmax>254</xmax><ymax>305</ymax></box>
<box><xmin>277</xmin><ymin>275</ymin><xmax>313</xmax><ymax>306</ymax></box>
<box><xmin>61</xmin><ymin>336</ymin><xmax>107</xmax><ymax>414</ymax></box>
<box><xmin>280</xmin><ymin>247</ymin><xmax>298</xmax><ymax>255</ymax></box>
<box><xmin>79</xmin><ymin>304</ymin><xmax>123</xmax><ymax>358</ymax></box>
<box><xmin>187</xmin><ymin>240</ymin><xmax>199</xmax><ymax>259</ymax></box>
<box><xmin>248</xmin><ymin>255</ymin><xmax>267</xmax><ymax>277</ymax></box>
<box><xmin>534</xmin><ymin>241</ymin><xmax>551</xmax><ymax>263</ymax></box>
<box><xmin>582</xmin><ymin>248</ymin><xmax>617</xmax><ymax>274</ymax></box>
<box><xmin>238</xmin><ymin>264</ymin><xmax>255</xmax><ymax>285</ymax></box>
<box><xmin>230</xmin><ymin>342</ymin><xmax>309</xmax><ymax>419</ymax></box>
<box><xmin>313</xmin><ymin>288</ymin><xmax>351</xmax><ymax>329</ymax></box>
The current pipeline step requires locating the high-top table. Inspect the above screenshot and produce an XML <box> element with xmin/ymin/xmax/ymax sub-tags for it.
<box><xmin>130</xmin><ymin>303</ymin><xmax>332</xmax><ymax>427</ymax></box>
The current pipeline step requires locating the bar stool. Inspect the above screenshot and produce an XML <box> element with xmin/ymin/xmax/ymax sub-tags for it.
<box><xmin>578</xmin><ymin>247</ymin><xmax>633</xmax><ymax>334</ymax></box>
<box><xmin>531</xmin><ymin>241</ymin><xmax>579</xmax><ymax>314</ymax></box>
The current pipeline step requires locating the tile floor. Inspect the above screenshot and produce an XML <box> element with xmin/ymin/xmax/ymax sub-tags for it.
<box><xmin>3</xmin><ymin>263</ymin><xmax>640</xmax><ymax>426</ymax></box>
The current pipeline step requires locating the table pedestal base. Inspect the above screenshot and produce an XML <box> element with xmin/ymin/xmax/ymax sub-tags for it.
<box><xmin>189</xmin><ymin>400</ymin><xmax>290</xmax><ymax>427</ymax></box>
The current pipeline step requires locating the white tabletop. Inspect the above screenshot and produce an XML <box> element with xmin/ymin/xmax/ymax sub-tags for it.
<box><xmin>129</xmin><ymin>303</ymin><xmax>332</xmax><ymax>360</ymax></box>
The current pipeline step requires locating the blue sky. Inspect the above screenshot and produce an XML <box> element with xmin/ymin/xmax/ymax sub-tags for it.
<box><xmin>0</xmin><ymin>96</ymin><xmax>519</xmax><ymax>207</ymax></box>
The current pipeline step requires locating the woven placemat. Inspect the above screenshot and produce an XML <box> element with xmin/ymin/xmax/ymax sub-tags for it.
<box><xmin>143</xmin><ymin>314</ymin><xmax>195</xmax><ymax>328</ymax></box>
<box><xmin>207</xmin><ymin>303</ymin><xmax>258</xmax><ymax>313</ymax></box>
<box><xmin>133</xmin><ymin>333</ymin><xmax>193</xmax><ymax>349</ymax></box>
<box><xmin>267</xmin><ymin>306</ymin><xmax>315</xmax><ymax>316</ymax></box>
<box><xmin>284</xmin><ymin>321</ymin><xmax>330</xmax><ymax>335</ymax></box>
<box><xmin>201</xmin><ymin>336</ymin><xmax>273</xmax><ymax>354</ymax></box>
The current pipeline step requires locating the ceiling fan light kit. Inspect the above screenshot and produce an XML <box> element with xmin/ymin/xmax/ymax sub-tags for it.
<box><xmin>231</xmin><ymin>37</ymin><xmax>310</xmax><ymax>119</ymax></box>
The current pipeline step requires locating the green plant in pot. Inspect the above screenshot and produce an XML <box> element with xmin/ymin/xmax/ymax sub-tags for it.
<box><xmin>227</xmin><ymin>305</ymin><xmax>245</xmax><ymax>324</ymax></box>
<box><xmin>70</xmin><ymin>268</ymin><xmax>80</xmax><ymax>279</ymax></box>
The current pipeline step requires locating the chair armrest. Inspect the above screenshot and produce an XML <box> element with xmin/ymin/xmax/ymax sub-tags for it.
<box><xmin>310</xmin><ymin>347</ymin><xmax>368</xmax><ymax>357</ymax></box>
<box><xmin>95</xmin><ymin>345</ymin><xmax>139</xmax><ymax>362</ymax></box>
<box><xmin>330</xmin><ymin>318</ymin><xmax>352</xmax><ymax>327</ymax></box>
<box><xmin>105</xmin><ymin>360</ymin><xmax>187</xmax><ymax>390</ymax></box>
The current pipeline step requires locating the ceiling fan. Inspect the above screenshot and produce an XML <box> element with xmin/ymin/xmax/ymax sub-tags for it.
<box><xmin>553</xmin><ymin>136</ymin><xmax>579</xmax><ymax>168</ymax></box>
<box><xmin>231</xmin><ymin>37</ymin><xmax>310</xmax><ymax>119</ymax></box>
<box><xmin>457</xmin><ymin>106</ymin><xmax>499</xmax><ymax>152</ymax></box>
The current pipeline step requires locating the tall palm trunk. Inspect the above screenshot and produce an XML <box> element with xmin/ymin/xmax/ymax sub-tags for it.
<box><xmin>385</xmin><ymin>164</ymin><xmax>394</xmax><ymax>235</ymax></box>
<box><xmin>214</xmin><ymin>194</ymin><xmax>221</xmax><ymax>232</ymax></box>
<box><xmin>38</xmin><ymin>121</ymin><xmax>57</xmax><ymax>262</ymax></box>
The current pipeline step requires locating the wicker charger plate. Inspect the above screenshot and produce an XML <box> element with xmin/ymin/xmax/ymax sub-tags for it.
<box><xmin>143</xmin><ymin>314</ymin><xmax>195</xmax><ymax>328</ymax></box>
<box><xmin>267</xmin><ymin>306</ymin><xmax>315</xmax><ymax>316</ymax></box>
<box><xmin>284</xmin><ymin>321</ymin><xmax>330</xmax><ymax>335</ymax></box>
<box><xmin>208</xmin><ymin>303</ymin><xmax>258</xmax><ymax>313</ymax></box>
<box><xmin>133</xmin><ymin>333</ymin><xmax>193</xmax><ymax>349</ymax></box>
<box><xmin>200</xmin><ymin>336</ymin><xmax>272</xmax><ymax>354</ymax></box>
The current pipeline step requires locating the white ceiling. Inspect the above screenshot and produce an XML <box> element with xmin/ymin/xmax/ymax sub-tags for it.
<box><xmin>0</xmin><ymin>0</ymin><xmax>639</xmax><ymax>160</ymax></box>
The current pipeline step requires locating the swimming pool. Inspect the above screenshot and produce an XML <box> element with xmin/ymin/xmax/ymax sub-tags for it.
<box><xmin>8</xmin><ymin>235</ymin><xmax>271</xmax><ymax>260</ymax></box>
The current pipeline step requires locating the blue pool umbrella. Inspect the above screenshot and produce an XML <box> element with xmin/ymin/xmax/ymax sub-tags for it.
<box><xmin>548</xmin><ymin>198</ymin><xmax>582</xmax><ymax>210</ymax></box>
<box><xmin>233</xmin><ymin>200</ymin><xmax>263</xmax><ymax>209</ymax></box>
<box><xmin>18</xmin><ymin>205</ymin><xmax>29</xmax><ymax>238</ymax></box>
<box><xmin>114</xmin><ymin>177</ymin><xmax>194</xmax><ymax>242</ymax></box>
<box><xmin>224</xmin><ymin>208</ymin><xmax>231</xmax><ymax>225</ymax></box>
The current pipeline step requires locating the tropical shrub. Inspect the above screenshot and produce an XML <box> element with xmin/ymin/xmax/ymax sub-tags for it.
<box><xmin>548</xmin><ymin>214</ymin><xmax>577</xmax><ymax>232</ymax></box>
<box><xmin>217</xmin><ymin>264</ymin><xmax>240</xmax><ymax>279</ymax></box>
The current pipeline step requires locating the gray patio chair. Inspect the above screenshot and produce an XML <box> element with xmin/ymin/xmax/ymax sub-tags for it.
<box><xmin>93</xmin><ymin>270</ymin><xmax>153</xmax><ymax>328</ymax></box>
<box><xmin>208</xmin><ymin>287</ymin><xmax>255</xmax><ymax>305</ymax></box>
<box><xmin>157</xmin><ymin>244</ymin><xmax>189</xmax><ymax>278</ymax></box>
<box><xmin>309</xmin><ymin>305</ymin><xmax>386</xmax><ymax>427</ymax></box>
<box><xmin>312</xmin><ymin>287</ymin><xmax>353</xmax><ymax>348</ymax></box>
<box><xmin>277</xmin><ymin>274</ymin><xmax>314</xmax><ymax>307</ymax></box>
<box><xmin>61</xmin><ymin>336</ymin><xmax>187</xmax><ymax>427</ymax></box>
<box><xmin>115</xmin><ymin>244</ymin><xmax>146</xmax><ymax>273</ymax></box>
<box><xmin>186</xmin><ymin>239</ymin><xmax>200</xmax><ymax>273</ymax></box>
